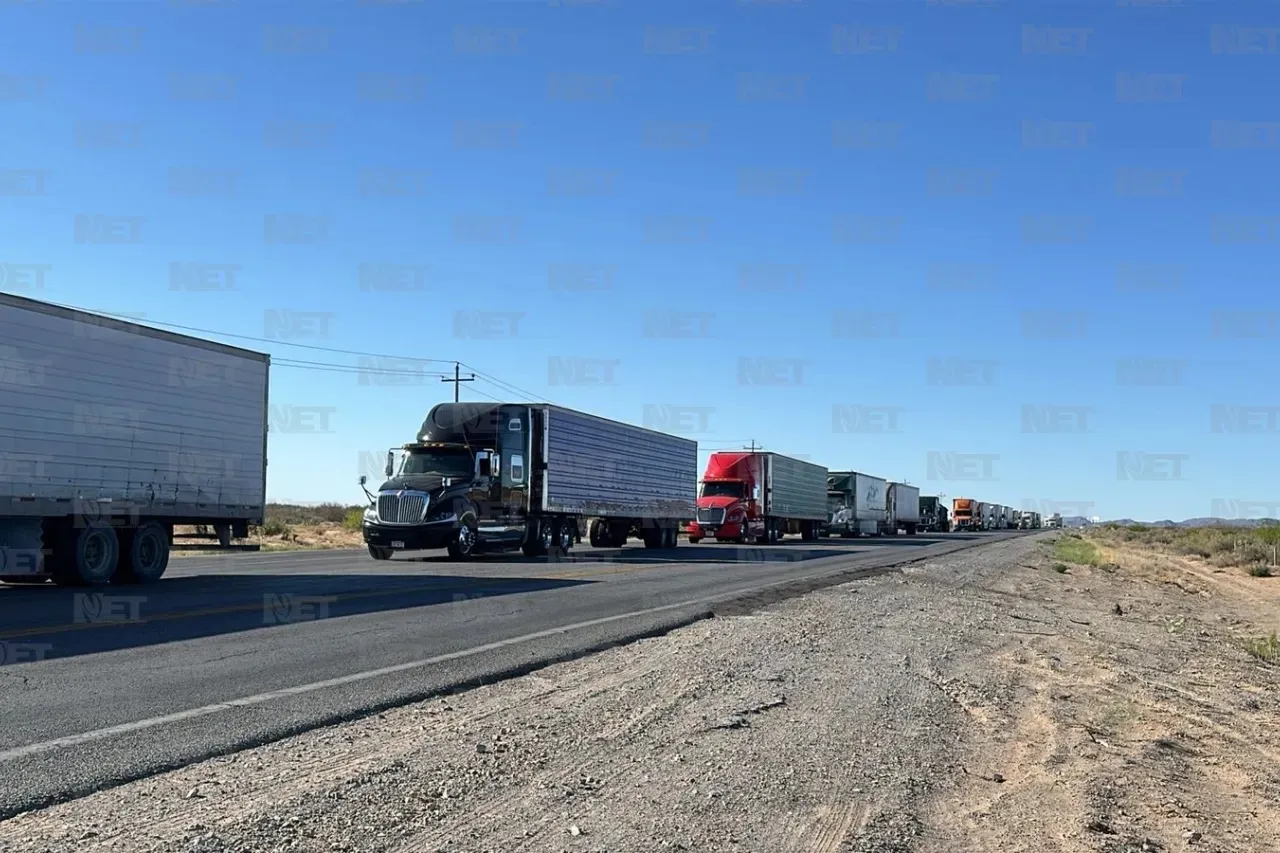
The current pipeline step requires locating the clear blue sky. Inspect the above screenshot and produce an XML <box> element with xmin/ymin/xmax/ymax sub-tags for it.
<box><xmin>2</xmin><ymin>0</ymin><xmax>1277</xmax><ymax>522</ymax></box>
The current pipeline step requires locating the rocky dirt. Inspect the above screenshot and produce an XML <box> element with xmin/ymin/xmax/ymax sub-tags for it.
<box><xmin>3</xmin><ymin>533</ymin><xmax>1278</xmax><ymax>852</ymax></box>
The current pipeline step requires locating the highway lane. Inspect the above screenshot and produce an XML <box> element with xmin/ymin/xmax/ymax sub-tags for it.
<box><xmin>0</xmin><ymin>531</ymin><xmax>1027</xmax><ymax>818</ymax></box>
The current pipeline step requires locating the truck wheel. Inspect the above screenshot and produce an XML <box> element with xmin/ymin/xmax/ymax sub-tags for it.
<box><xmin>688</xmin><ymin>536</ymin><xmax>702</xmax><ymax>544</ymax></box>
<box><xmin>523</xmin><ymin>519</ymin><xmax>552</xmax><ymax>558</ymax></box>
<box><xmin>368</xmin><ymin>544</ymin><xmax>392</xmax><ymax>560</ymax></box>
<box><xmin>589</xmin><ymin>520</ymin><xmax>606</xmax><ymax>548</ymax></box>
<box><xmin>117</xmin><ymin>522</ymin><xmax>171</xmax><ymax>583</ymax></box>
<box><xmin>550</xmin><ymin>520</ymin><xmax>574</xmax><ymax>557</ymax></box>
<box><xmin>51</xmin><ymin>522</ymin><xmax>120</xmax><ymax>586</ymax></box>
<box><xmin>447</xmin><ymin>517</ymin><xmax>478</xmax><ymax>560</ymax></box>
<box><xmin>662</xmin><ymin>527</ymin><xmax>677</xmax><ymax>548</ymax></box>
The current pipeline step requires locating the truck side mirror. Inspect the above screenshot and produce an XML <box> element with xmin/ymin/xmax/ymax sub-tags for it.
<box><xmin>359</xmin><ymin>475</ymin><xmax>367</xmax><ymax>487</ymax></box>
<box><xmin>385</xmin><ymin>451</ymin><xmax>394</xmax><ymax>478</ymax></box>
<box><xmin>478</xmin><ymin>456</ymin><xmax>491</xmax><ymax>478</ymax></box>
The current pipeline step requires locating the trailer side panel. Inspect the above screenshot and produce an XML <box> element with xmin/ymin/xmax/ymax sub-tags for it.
<box><xmin>541</xmin><ymin>405</ymin><xmax>697</xmax><ymax>519</ymax></box>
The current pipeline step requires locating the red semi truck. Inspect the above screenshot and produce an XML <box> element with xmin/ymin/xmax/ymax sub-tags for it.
<box><xmin>686</xmin><ymin>451</ymin><xmax>828</xmax><ymax>545</ymax></box>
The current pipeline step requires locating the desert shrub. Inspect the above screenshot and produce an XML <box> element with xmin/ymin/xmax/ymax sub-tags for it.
<box><xmin>1052</xmin><ymin>534</ymin><xmax>1102</xmax><ymax>566</ymax></box>
<box><xmin>1243</xmin><ymin>631</ymin><xmax>1279</xmax><ymax>662</ymax></box>
<box><xmin>1248</xmin><ymin>564</ymin><xmax>1272</xmax><ymax>578</ymax></box>
<box><xmin>343</xmin><ymin>508</ymin><xmax>365</xmax><ymax>531</ymax></box>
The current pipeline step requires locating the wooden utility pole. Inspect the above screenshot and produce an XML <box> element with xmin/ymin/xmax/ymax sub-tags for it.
<box><xmin>441</xmin><ymin>362</ymin><xmax>475</xmax><ymax>402</ymax></box>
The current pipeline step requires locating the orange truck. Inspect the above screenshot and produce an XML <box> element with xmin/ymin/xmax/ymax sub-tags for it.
<box><xmin>952</xmin><ymin>497</ymin><xmax>981</xmax><ymax>531</ymax></box>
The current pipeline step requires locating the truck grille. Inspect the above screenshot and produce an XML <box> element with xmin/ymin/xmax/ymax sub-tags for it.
<box><xmin>696</xmin><ymin>507</ymin><xmax>725</xmax><ymax>526</ymax></box>
<box><xmin>377</xmin><ymin>492</ymin><xmax>428</xmax><ymax>525</ymax></box>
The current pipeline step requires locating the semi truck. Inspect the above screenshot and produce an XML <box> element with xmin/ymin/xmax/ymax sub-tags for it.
<box><xmin>1046</xmin><ymin>513</ymin><xmax>1062</xmax><ymax>529</ymax></box>
<box><xmin>1000</xmin><ymin>505</ymin><xmax>1014</xmax><ymax>529</ymax></box>
<box><xmin>826</xmin><ymin>471</ymin><xmax>888</xmax><ymax>537</ymax></box>
<box><xmin>951</xmin><ymin>497</ymin><xmax>979</xmax><ymax>531</ymax></box>
<box><xmin>885</xmin><ymin>482</ymin><xmax>920</xmax><ymax>535</ymax></box>
<box><xmin>360</xmin><ymin>402</ymin><xmax>697</xmax><ymax>559</ymax></box>
<box><xmin>688</xmin><ymin>451</ymin><xmax>828</xmax><ymax>544</ymax></box>
<box><xmin>919</xmin><ymin>495</ymin><xmax>950</xmax><ymax>532</ymax></box>
<box><xmin>0</xmin><ymin>292</ymin><xmax>269</xmax><ymax>586</ymax></box>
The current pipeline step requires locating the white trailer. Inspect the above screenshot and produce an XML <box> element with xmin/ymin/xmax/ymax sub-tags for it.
<box><xmin>827</xmin><ymin>471</ymin><xmax>887</xmax><ymax>537</ymax></box>
<box><xmin>0</xmin><ymin>293</ymin><xmax>269</xmax><ymax>585</ymax></box>
<box><xmin>885</xmin><ymin>482</ymin><xmax>921</xmax><ymax>535</ymax></box>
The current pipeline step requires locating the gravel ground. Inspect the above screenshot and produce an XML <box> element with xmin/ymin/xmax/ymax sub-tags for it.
<box><xmin>2</xmin><ymin>534</ymin><xmax>1278</xmax><ymax>852</ymax></box>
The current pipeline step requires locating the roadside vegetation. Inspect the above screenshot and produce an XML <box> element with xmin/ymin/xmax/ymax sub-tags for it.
<box><xmin>175</xmin><ymin>503</ymin><xmax>368</xmax><ymax>554</ymax></box>
<box><xmin>1087</xmin><ymin>522</ymin><xmax>1280</xmax><ymax>575</ymax></box>
<box><xmin>1049</xmin><ymin>532</ymin><xmax>1104</xmax><ymax>567</ymax></box>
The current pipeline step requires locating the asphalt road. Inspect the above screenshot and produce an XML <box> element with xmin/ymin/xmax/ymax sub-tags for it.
<box><xmin>0</xmin><ymin>531</ymin><xmax>1028</xmax><ymax>819</ymax></box>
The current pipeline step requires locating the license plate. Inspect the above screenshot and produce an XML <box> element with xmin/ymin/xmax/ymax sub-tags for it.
<box><xmin>390</xmin><ymin>541</ymin><xmax>405</xmax><ymax>549</ymax></box>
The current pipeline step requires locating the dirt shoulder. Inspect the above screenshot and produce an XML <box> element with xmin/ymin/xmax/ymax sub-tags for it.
<box><xmin>3</xmin><ymin>534</ymin><xmax>1278</xmax><ymax>852</ymax></box>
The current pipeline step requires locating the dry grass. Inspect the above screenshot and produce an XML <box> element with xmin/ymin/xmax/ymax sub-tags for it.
<box><xmin>173</xmin><ymin>503</ymin><xmax>367</xmax><ymax>555</ymax></box>
<box><xmin>1088</xmin><ymin>523</ymin><xmax>1280</xmax><ymax>575</ymax></box>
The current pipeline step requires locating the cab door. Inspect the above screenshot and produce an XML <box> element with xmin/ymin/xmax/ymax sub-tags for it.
<box><xmin>497</xmin><ymin>406</ymin><xmax>529</xmax><ymax>523</ymax></box>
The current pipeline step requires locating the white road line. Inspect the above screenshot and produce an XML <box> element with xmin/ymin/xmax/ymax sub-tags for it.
<box><xmin>1</xmin><ymin>539</ymin><xmax>985</xmax><ymax>763</ymax></box>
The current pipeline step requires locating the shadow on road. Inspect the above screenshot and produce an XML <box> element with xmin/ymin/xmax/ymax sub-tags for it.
<box><xmin>396</xmin><ymin>532</ymin><xmax>989</xmax><ymax>566</ymax></box>
<box><xmin>0</xmin><ymin>572</ymin><xmax>594</xmax><ymax>663</ymax></box>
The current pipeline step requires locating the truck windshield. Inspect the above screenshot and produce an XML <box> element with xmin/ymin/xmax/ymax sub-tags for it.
<box><xmin>700</xmin><ymin>481</ymin><xmax>744</xmax><ymax>499</ymax></box>
<box><xmin>400</xmin><ymin>449</ymin><xmax>473</xmax><ymax>478</ymax></box>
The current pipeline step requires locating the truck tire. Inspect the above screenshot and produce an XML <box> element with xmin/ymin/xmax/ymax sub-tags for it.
<box><xmin>662</xmin><ymin>526</ymin><xmax>677</xmax><ymax>548</ymax></box>
<box><xmin>523</xmin><ymin>518</ymin><xmax>552</xmax><ymax>558</ymax></box>
<box><xmin>368</xmin><ymin>544</ymin><xmax>392</xmax><ymax>560</ymax></box>
<box><xmin>51</xmin><ymin>522</ymin><xmax>120</xmax><ymax>587</ymax></box>
<box><xmin>589</xmin><ymin>520</ymin><xmax>606</xmax><ymax>548</ymax></box>
<box><xmin>116</xmin><ymin>522</ymin><xmax>171</xmax><ymax>583</ymax></box>
<box><xmin>548</xmin><ymin>519</ymin><xmax>574</xmax><ymax>558</ymax></box>
<box><xmin>447</xmin><ymin>516</ymin><xmax>478</xmax><ymax>560</ymax></box>
<box><xmin>906</xmin><ymin>523</ymin><xmax>917</xmax><ymax>536</ymax></box>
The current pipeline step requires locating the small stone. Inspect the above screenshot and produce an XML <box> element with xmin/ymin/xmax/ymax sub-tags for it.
<box><xmin>185</xmin><ymin>787</ymin><xmax>203</xmax><ymax>800</ymax></box>
<box><xmin>569</xmin><ymin>824</ymin><xmax>582</xmax><ymax>837</ymax></box>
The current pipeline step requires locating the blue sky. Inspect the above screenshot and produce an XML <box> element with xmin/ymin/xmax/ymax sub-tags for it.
<box><xmin>2</xmin><ymin>0</ymin><xmax>1277</xmax><ymax>521</ymax></box>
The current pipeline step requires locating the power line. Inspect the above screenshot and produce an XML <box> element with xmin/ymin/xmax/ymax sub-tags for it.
<box><xmin>37</xmin><ymin>299</ymin><xmax>537</xmax><ymax>403</ymax></box>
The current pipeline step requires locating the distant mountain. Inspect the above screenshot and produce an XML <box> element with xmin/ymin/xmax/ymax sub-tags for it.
<box><xmin>1096</xmin><ymin>517</ymin><xmax>1278</xmax><ymax>529</ymax></box>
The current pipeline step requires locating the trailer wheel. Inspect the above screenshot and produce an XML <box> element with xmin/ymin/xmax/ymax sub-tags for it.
<box><xmin>51</xmin><ymin>522</ymin><xmax>120</xmax><ymax>587</ymax></box>
<box><xmin>610</xmin><ymin>524</ymin><xmax>630</xmax><ymax>548</ymax></box>
<box><xmin>662</xmin><ymin>526</ymin><xmax>677</xmax><ymax>548</ymax></box>
<box><xmin>368</xmin><ymin>544</ymin><xmax>392</xmax><ymax>560</ymax></box>
<box><xmin>117</xmin><ymin>522</ymin><xmax>171</xmax><ymax>583</ymax></box>
<box><xmin>589</xmin><ymin>520</ymin><xmax>606</xmax><ymax>548</ymax></box>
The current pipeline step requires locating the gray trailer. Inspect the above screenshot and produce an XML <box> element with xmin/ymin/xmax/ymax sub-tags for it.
<box><xmin>0</xmin><ymin>292</ymin><xmax>269</xmax><ymax>586</ymax></box>
<box><xmin>886</xmin><ymin>482</ymin><xmax>921</xmax><ymax>535</ymax></box>
<box><xmin>361</xmin><ymin>402</ymin><xmax>697</xmax><ymax>559</ymax></box>
<box><xmin>826</xmin><ymin>471</ymin><xmax>888</xmax><ymax>537</ymax></box>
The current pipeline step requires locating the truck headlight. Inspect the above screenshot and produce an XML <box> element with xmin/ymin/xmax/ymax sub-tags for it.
<box><xmin>363</xmin><ymin>507</ymin><xmax>378</xmax><ymax>525</ymax></box>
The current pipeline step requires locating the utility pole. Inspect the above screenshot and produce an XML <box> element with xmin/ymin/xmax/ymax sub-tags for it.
<box><xmin>441</xmin><ymin>362</ymin><xmax>475</xmax><ymax>402</ymax></box>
